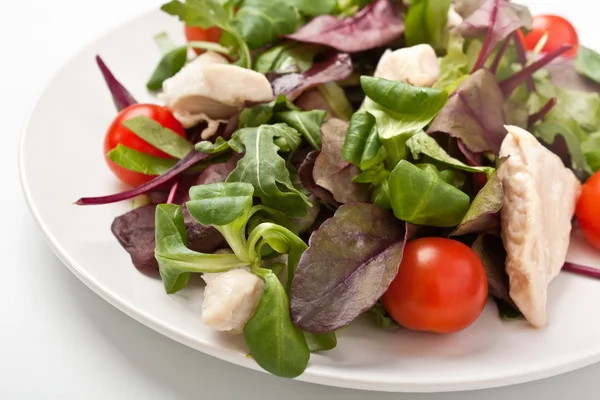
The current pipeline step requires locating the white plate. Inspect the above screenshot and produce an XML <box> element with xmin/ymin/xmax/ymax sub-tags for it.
<box><xmin>19</xmin><ymin>2</ymin><xmax>600</xmax><ymax>393</ymax></box>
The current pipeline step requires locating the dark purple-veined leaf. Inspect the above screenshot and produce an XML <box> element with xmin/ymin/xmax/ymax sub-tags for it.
<box><xmin>454</xmin><ymin>0</ymin><xmax>531</xmax><ymax>72</ymax></box>
<box><xmin>298</xmin><ymin>150</ymin><xmax>340</xmax><ymax>208</ymax></box>
<box><xmin>110</xmin><ymin>158</ymin><xmax>237</xmax><ymax>272</ymax></box>
<box><xmin>271</xmin><ymin>53</ymin><xmax>353</xmax><ymax>101</ymax></box>
<box><xmin>563</xmin><ymin>262</ymin><xmax>600</xmax><ymax>280</ymax></box>
<box><xmin>451</xmin><ymin>162</ymin><xmax>505</xmax><ymax>236</ymax></box>
<box><xmin>285</xmin><ymin>0</ymin><xmax>404</xmax><ymax>53</ymax></box>
<box><xmin>313</xmin><ymin>119</ymin><xmax>369</xmax><ymax>204</ymax></box>
<box><xmin>75</xmin><ymin>150</ymin><xmax>211</xmax><ymax>205</ymax></box>
<box><xmin>96</xmin><ymin>55</ymin><xmax>137</xmax><ymax>112</ymax></box>
<box><xmin>471</xmin><ymin>233</ymin><xmax>520</xmax><ymax>314</ymax></box>
<box><xmin>428</xmin><ymin>69</ymin><xmax>506</xmax><ymax>154</ymax></box>
<box><xmin>290</xmin><ymin>203</ymin><xmax>414</xmax><ymax>333</ymax></box>
<box><xmin>511</xmin><ymin>32</ymin><xmax>535</xmax><ymax>91</ymax></box>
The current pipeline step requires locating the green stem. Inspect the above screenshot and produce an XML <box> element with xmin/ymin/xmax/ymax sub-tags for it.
<box><xmin>187</xmin><ymin>41</ymin><xmax>232</xmax><ymax>55</ymax></box>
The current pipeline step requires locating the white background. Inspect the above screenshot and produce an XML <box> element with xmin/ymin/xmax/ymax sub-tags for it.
<box><xmin>3</xmin><ymin>0</ymin><xmax>600</xmax><ymax>398</ymax></box>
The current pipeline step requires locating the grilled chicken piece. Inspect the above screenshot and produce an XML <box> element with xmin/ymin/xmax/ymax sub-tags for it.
<box><xmin>374</xmin><ymin>44</ymin><xmax>440</xmax><ymax>87</ymax></box>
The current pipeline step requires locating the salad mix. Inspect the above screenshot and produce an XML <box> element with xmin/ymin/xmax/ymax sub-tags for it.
<box><xmin>77</xmin><ymin>0</ymin><xmax>600</xmax><ymax>378</ymax></box>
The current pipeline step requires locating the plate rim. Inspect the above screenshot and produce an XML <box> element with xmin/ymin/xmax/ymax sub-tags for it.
<box><xmin>17</xmin><ymin>7</ymin><xmax>600</xmax><ymax>393</ymax></box>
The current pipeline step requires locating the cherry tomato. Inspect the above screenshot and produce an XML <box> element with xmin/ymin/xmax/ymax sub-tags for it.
<box><xmin>383</xmin><ymin>238</ymin><xmax>488</xmax><ymax>334</ymax></box>
<box><xmin>576</xmin><ymin>172</ymin><xmax>600</xmax><ymax>249</ymax></box>
<box><xmin>185</xmin><ymin>26</ymin><xmax>223</xmax><ymax>55</ymax></box>
<box><xmin>104</xmin><ymin>104</ymin><xmax>186</xmax><ymax>187</ymax></box>
<box><xmin>521</xmin><ymin>15</ymin><xmax>579</xmax><ymax>58</ymax></box>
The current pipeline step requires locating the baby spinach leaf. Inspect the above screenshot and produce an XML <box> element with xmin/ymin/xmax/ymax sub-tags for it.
<box><xmin>290</xmin><ymin>203</ymin><xmax>411</xmax><ymax>333</ymax></box>
<box><xmin>254</xmin><ymin>43</ymin><xmax>319</xmax><ymax>74</ymax></box>
<box><xmin>234</xmin><ymin>0</ymin><xmax>303</xmax><ymax>49</ymax></box>
<box><xmin>275</xmin><ymin>110</ymin><xmax>326</xmax><ymax>149</ymax></box>
<box><xmin>388</xmin><ymin>161</ymin><xmax>470</xmax><ymax>227</ymax></box>
<box><xmin>576</xmin><ymin>46</ymin><xmax>600</xmax><ymax>85</ymax></box>
<box><xmin>361</xmin><ymin>76</ymin><xmax>448</xmax><ymax>164</ymax></box>
<box><xmin>428</xmin><ymin>69</ymin><xmax>506</xmax><ymax>154</ymax></box>
<box><xmin>285</xmin><ymin>0</ymin><xmax>404</xmax><ymax>53</ymax></box>
<box><xmin>227</xmin><ymin>125</ymin><xmax>311</xmax><ymax>217</ymax></box>
<box><xmin>304</xmin><ymin>332</ymin><xmax>337</xmax><ymax>352</ymax></box>
<box><xmin>107</xmin><ymin>144</ymin><xmax>178</xmax><ymax>175</ymax></box>
<box><xmin>370</xmin><ymin>303</ymin><xmax>400</xmax><ymax>330</ymax></box>
<box><xmin>123</xmin><ymin>116</ymin><xmax>194</xmax><ymax>159</ymax></box>
<box><xmin>314</xmin><ymin>119</ymin><xmax>370</xmax><ymax>204</ymax></box>
<box><xmin>405</xmin><ymin>0</ymin><xmax>451</xmax><ymax>53</ymax></box>
<box><xmin>451</xmin><ymin>162</ymin><xmax>504</xmax><ymax>236</ymax></box>
<box><xmin>406</xmin><ymin>130</ymin><xmax>494</xmax><ymax>177</ymax></box>
<box><xmin>187</xmin><ymin>182</ymin><xmax>254</xmax><ymax>226</ymax></box>
<box><xmin>244</xmin><ymin>271</ymin><xmax>310</xmax><ymax>378</ymax></box>
<box><xmin>342</xmin><ymin>111</ymin><xmax>386</xmax><ymax>170</ymax></box>
<box><xmin>154</xmin><ymin>204</ymin><xmax>245</xmax><ymax>293</ymax></box>
<box><xmin>146</xmin><ymin>45</ymin><xmax>188</xmax><ymax>91</ymax></box>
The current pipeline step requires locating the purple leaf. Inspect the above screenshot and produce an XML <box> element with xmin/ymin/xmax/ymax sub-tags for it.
<box><xmin>298</xmin><ymin>150</ymin><xmax>340</xmax><ymax>208</ymax></box>
<box><xmin>428</xmin><ymin>69</ymin><xmax>506</xmax><ymax>154</ymax></box>
<box><xmin>471</xmin><ymin>233</ymin><xmax>519</xmax><ymax>311</ymax></box>
<box><xmin>110</xmin><ymin>158</ymin><xmax>237</xmax><ymax>272</ymax></box>
<box><xmin>96</xmin><ymin>55</ymin><xmax>137</xmax><ymax>112</ymax></box>
<box><xmin>76</xmin><ymin>150</ymin><xmax>210</xmax><ymax>205</ymax></box>
<box><xmin>546</xmin><ymin>57</ymin><xmax>600</xmax><ymax>94</ymax></box>
<box><xmin>112</xmin><ymin>205</ymin><xmax>226</xmax><ymax>273</ymax></box>
<box><xmin>313</xmin><ymin>119</ymin><xmax>369</xmax><ymax>204</ymax></box>
<box><xmin>290</xmin><ymin>203</ymin><xmax>414</xmax><ymax>333</ymax></box>
<box><xmin>451</xmin><ymin>162</ymin><xmax>505</xmax><ymax>236</ymax></box>
<box><xmin>271</xmin><ymin>53</ymin><xmax>353</xmax><ymax>101</ymax></box>
<box><xmin>285</xmin><ymin>0</ymin><xmax>404</xmax><ymax>53</ymax></box>
<box><xmin>563</xmin><ymin>262</ymin><xmax>600</xmax><ymax>280</ymax></box>
<box><xmin>454</xmin><ymin>0</ymin><xmax>529</xmax><ymax>72</ymax></box>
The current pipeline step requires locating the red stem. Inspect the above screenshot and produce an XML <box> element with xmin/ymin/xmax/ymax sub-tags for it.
<box><xmin>499</xmin><ymin>45</ymin><xmax>572</xmax><ymax>98</ymax></box>
<box><xmin>528</xmin><ymin>97</ymin><xmax>557</xmax><ymax>126</ymax></box>
<box><xmin>490</xmin><ymin>36</ymin><xmax>511</xmax><ymax>74</ymax></box>
<box><xmin>471</xmin><ymin>0</ymin><xmax>500</xmax><ymax>73</ymax></box>
<box><xmin>563</xmin><ymin>262</ymin><xmax>600</xmax><ymax>280</ymax></box>
<box><xmin>166</xmin><ymin>179</ymin><xmax>180</xmax><ymax>204</ymax></box>
<box><xmin>511</xmin><ymin>32</ymin><xmax>535</xmax><ymax>92</ymax></box>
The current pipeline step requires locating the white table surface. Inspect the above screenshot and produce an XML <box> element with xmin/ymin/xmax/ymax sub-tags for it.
<box><xmin>3</xmin><ymin>0</ymin><xmax>600</xmax><ymax>398</ymax></box>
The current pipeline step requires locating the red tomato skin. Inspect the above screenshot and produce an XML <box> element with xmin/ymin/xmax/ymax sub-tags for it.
<box><xmin>383</xmin><ymin>238</ymin><xmax>488</xmax><ymax>334</ymax></box>
<box><xmin>184</xmin><ymin>26</ymin><xmax>223</xmax><ymax>55</ymax></box>
<box><xmin>522</xmin><ymin>15</ymin><xmax>579</xmax><ymax>58</ymax></box>
<box><xmin>576</xmin><ymin>172</ymin><xmax>600</xmax><ymax>249</ymax></box>
<box><xmin>103</xmin><ymin>104</ymin><xmax>186</xmax><ymax>187</ymax></box>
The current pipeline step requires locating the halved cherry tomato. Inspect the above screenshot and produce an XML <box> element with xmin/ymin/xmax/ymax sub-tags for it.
<box><xmin>185</xmin><ymin>26</ymin><xmax>223</xmax><ymax>55</ymax></box>
<box><xmin>521</xmin><ymin>15</ymin><xmax>579</xmax><ymax>58</ymax></box>
<box><xmin>576</xmin><ymin>171</ymin><xmax>600</xmax><ymax>249</ymax></box>
<box><xmin>383</xmin><ymin>237</ymin><xmax>488</xmax><ymax>334</ymax></box>
<box><xmin>104</xmin><ymin>104</ymin><xmax>186</xmax><ymax>187</ymax></box>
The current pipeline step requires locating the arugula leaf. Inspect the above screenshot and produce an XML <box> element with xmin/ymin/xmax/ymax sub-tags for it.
<box><xmin>154</xmin><ymin>204</ymin><xmax>245</xmax><ymax>293</ymax></box>
<box><xmin>576</xmin><ymin>46</ymin><xmax>600</xmax><ymax>85</ymax></box>
<box><xmin>434</xmin><ymin>35</ymin><xmax>469</xmax><ymax>94</ymax></box>
<box><xmin>107</xmin><ymin>144</ymin><xmax>178</xmax><ymax>175</ymax></box>
<box><xmin>244</xmin><ymin>271</ymin><xmax>309</xmax><ymax>378</ymax></box>
<box><xmin>147</xmin><ymin>46</ymin><xmax>188</xmax><ymax>91</ymax></box>
<box><xmin>304</xmin><ymin>332</ymin><xmax>337</xmax><ymax>352</ymax></box>
<box><xmin>406</xmin><ymin>130</ymin><xmax>495</xmax><ymax>177</ymax></box>
<box><xmin>361</xmin><ymin>76</ymin><xmax>448</xmax><ymax>164</ymax></box>
<box><xmin>226</xmin><ymin>125</ymin><xmax>310</xmax><ymax>217</ymax></box>
<box><xmin>388</xmin><ymin>161</ymin><xmax>470</xmax><ymax>227</ymax></box>
<box><xmin>239</xmin><ymin>95</ymin><xmax>299</xmax><ymax>128</ymax></box>
<box><xmin>286</xmin><ymin>0</ymin><xmax>336</xmax><ymax>16</ymax></box>
<box><xmin>234</xmin><ymin>0</ymin><xmax>303</xmax><ymax>49</ymax></box>
<box><xmin>405</xmin><ymin>0</ymin><xmax>451</xmax><ymax>53</ymax></box>
<box><xmin>122</xmin><ymin>116</ymin><xmax>194</xmax><ymax>159</ymax></box>
<box><xmin>275</xmin><ymin>110</ymin><xmax>326</xmax><ymax>149</ymax></box>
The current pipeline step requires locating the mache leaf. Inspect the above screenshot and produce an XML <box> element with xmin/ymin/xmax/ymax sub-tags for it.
<box><xmin>405</xmin><ymin>0</ymin><xmax>451</xmax><ymax>53</ymax></box>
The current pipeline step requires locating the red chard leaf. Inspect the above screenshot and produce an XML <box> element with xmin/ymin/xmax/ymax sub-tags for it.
<box><xmin>96</xmin><ymin>55</ymin><xmax>137</xmax><ymax>112</ymax></box>
<box><xmin>285</xmin><ymin>0</ymin><xmax>404</xmax><ymax>53</ymax></box>
<box><xmin>298</xmin><ymin>150</ymin><xmax>340</xmax><ymax>208</ymax></box>
<box><xmin>290</xmin><ymin>203</ymin><xmax>414</xmax><ymax>333</ymax></box>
